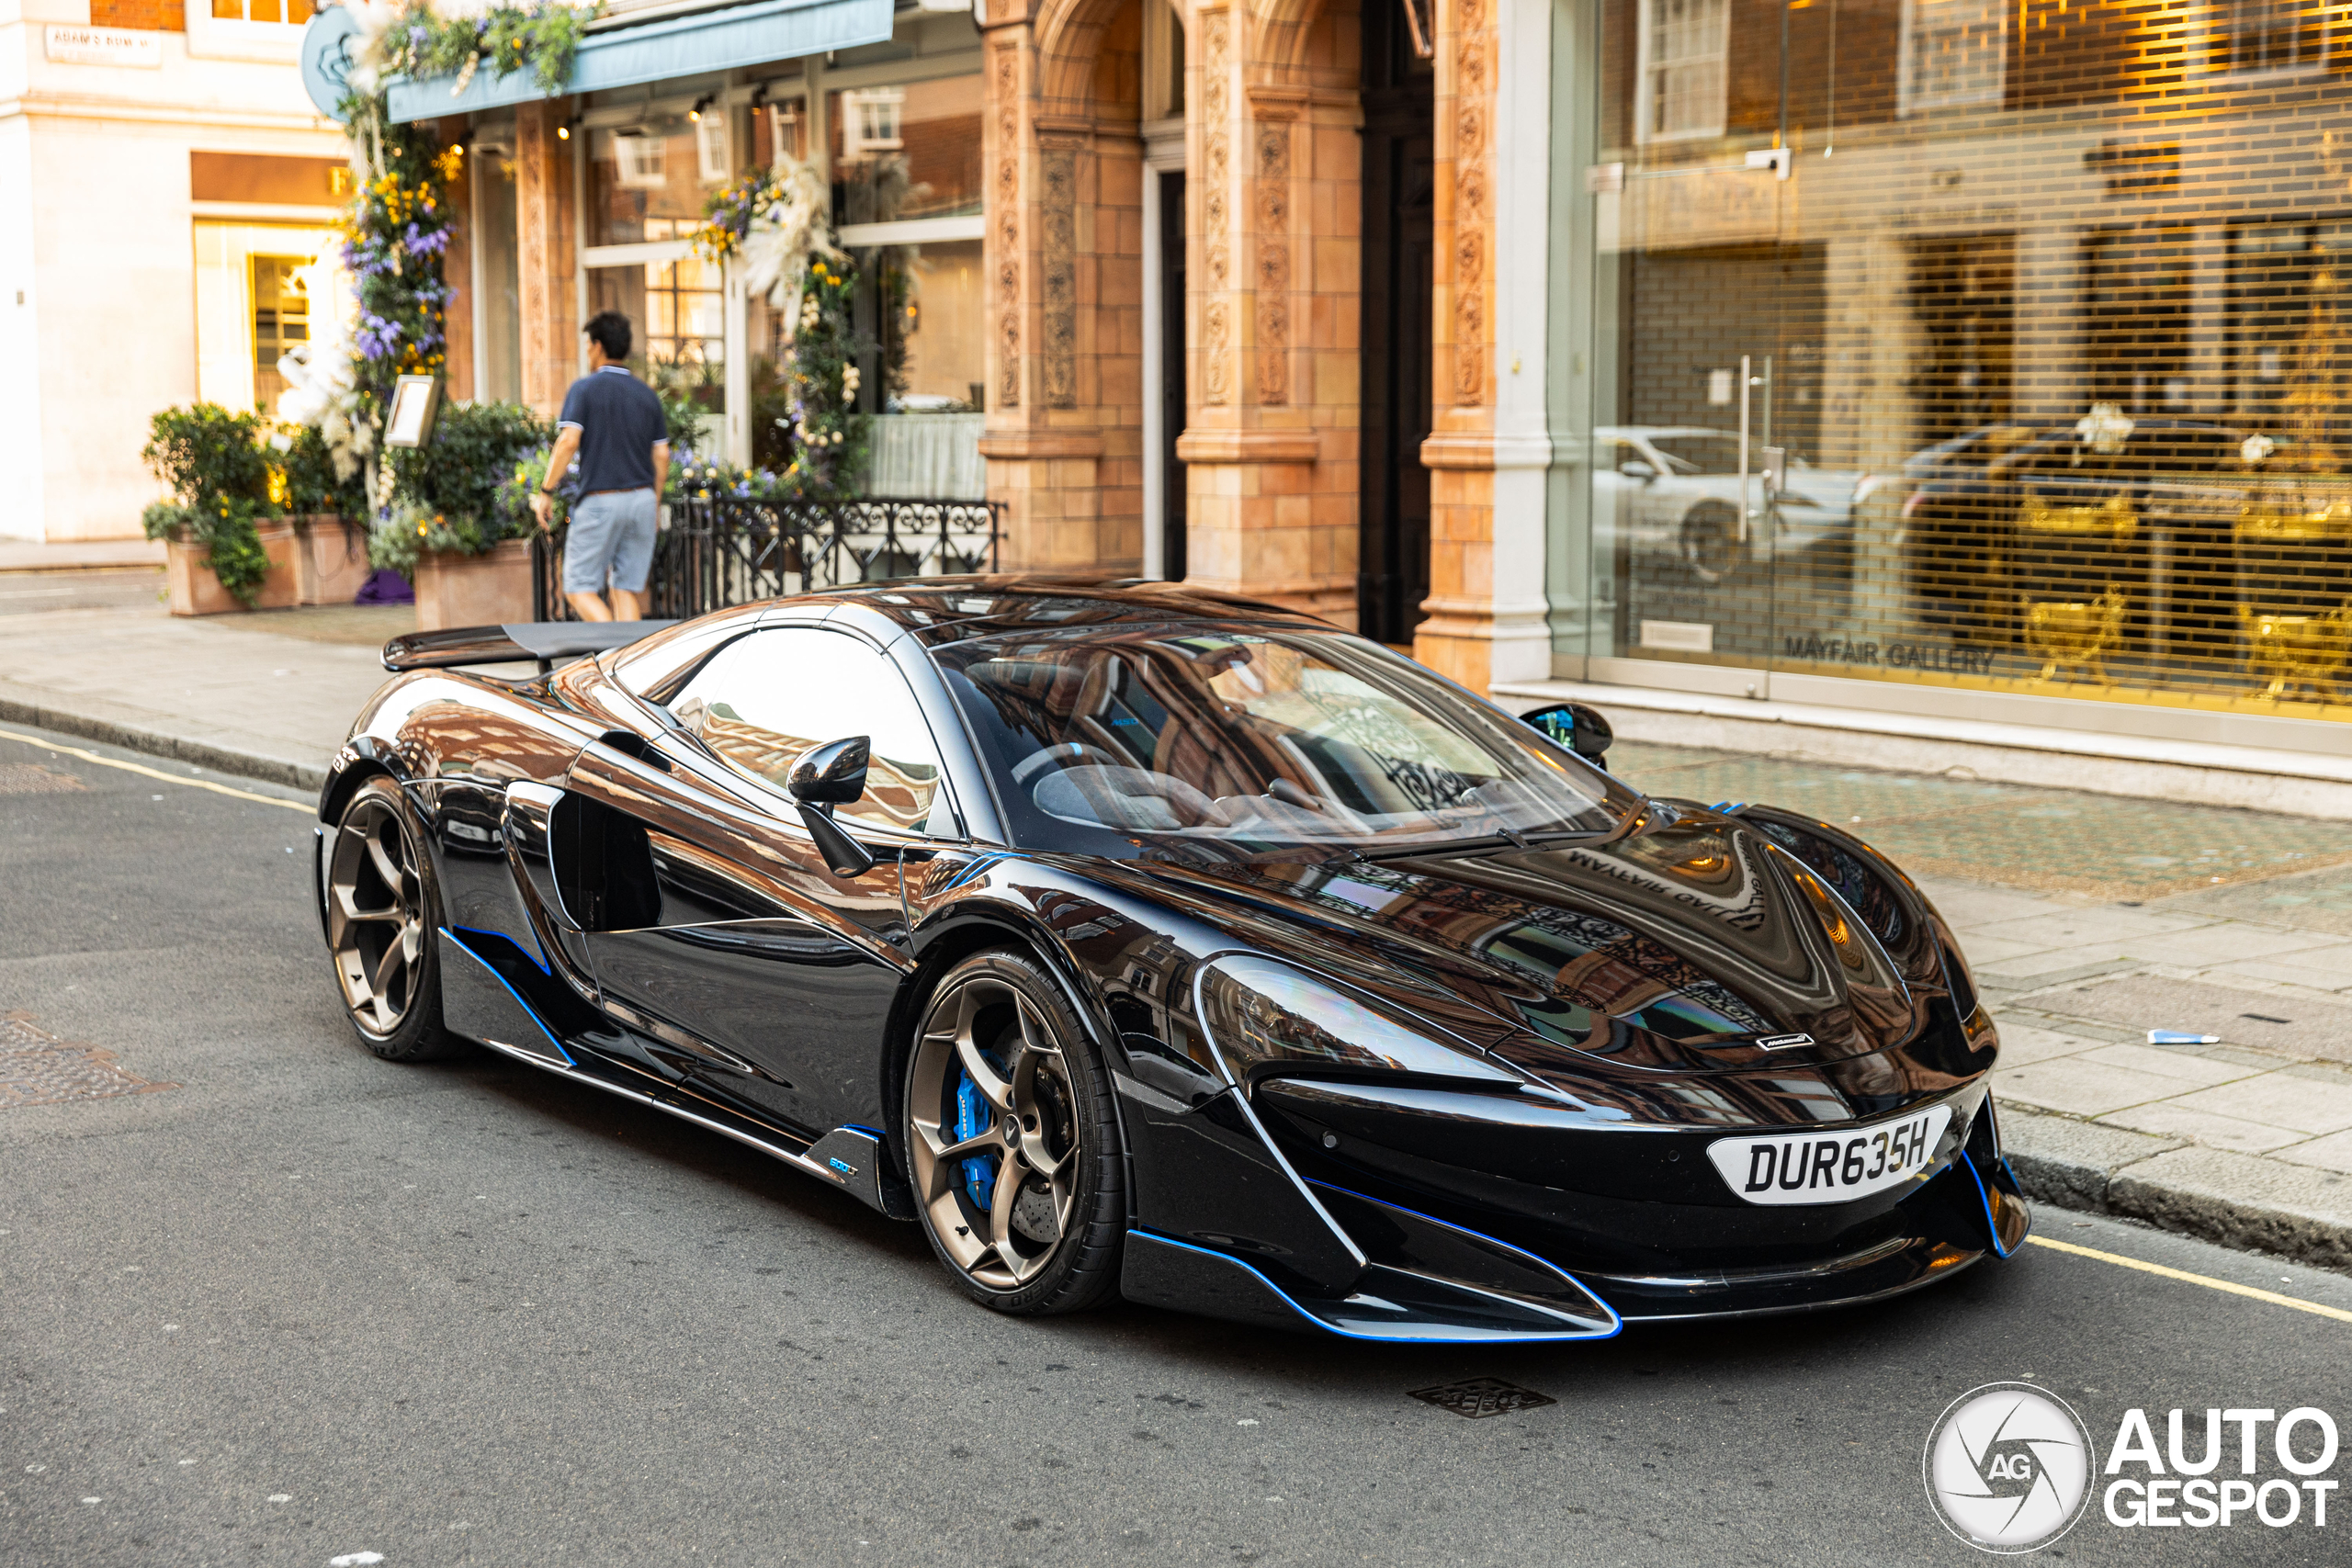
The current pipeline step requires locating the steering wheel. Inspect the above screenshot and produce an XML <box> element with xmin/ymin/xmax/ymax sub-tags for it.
<box><xmin>1009</xmin><ymin>741</ymin><xmax>1127</xmax><ymax>786</ymax></box>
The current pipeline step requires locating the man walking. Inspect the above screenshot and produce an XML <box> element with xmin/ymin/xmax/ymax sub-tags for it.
<box><xmin>532</xmin><ymin>311</ymin><xmax>670</xmax><ymax>621</ymax></box>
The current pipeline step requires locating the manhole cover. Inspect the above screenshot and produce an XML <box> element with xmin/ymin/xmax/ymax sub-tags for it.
<box><xmin>0</xmin><ymin>1014</ymin><xmax>171</xmax><ymax>1110</ymax></box>
<box><xmin>1408</xmin><ymin>1377</ymin><xmax>1556</xmax><ymax>1419</ymax></box>
<box><xmin>0</xmin><ymin>762</ymin><xmax>85</xmax><ymax>795</ymax></box>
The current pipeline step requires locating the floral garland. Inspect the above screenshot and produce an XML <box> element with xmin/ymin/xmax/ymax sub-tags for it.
<box><xmin>379</xmin><ymin>0</ymin><xmax>599</xmax><ymax>96</ymax></box>
<box><xmin>686</xmin><ymin>156</ymin><xmax>868</xmax><ymax>498</ymax></box>
<box><xmin>272</xmin><ymin>0</ymin><xmax>597</xmax><ymax>538</ymax></box>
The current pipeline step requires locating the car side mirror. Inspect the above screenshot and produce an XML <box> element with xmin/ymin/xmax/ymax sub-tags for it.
<box><xmin>789</xmin><ymin>737</ymin><xmax>876</xmax><ymax>878</ymax></box>
<box><xmin>1520</xmin><ymin>702</ymin><xmax>1613</xmax><ymax>770</ymax></box>
<box><xmin>790</xmin><ymin>736</ymin><xmax>870</xmax><ymax>806</ymax></box>
<box><xmin>1620</xmin><ymin>460</ymin><xmax>1657</xmax><ymax>483</ymax></box>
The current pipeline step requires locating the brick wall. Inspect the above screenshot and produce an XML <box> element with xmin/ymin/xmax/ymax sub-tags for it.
<box><xmin>90</xmin><ymin>0</ymin><xmax>186</xmax><ymax>30</ymax></box>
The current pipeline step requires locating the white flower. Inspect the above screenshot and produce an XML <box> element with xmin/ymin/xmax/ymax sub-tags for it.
<box><xmin>2243</xmin><ymin>434</ymin><xmax>2277</xmax><ymax>464</ymax></box>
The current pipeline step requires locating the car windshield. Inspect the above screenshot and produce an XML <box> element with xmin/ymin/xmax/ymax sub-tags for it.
<box><xmin>1642</xmin><ymin>434</ymin><xmax>1743</xmax><ymax>476</ymax></box>
<box><xmin>934</xmin><ymin>626</ymin><xmax>1625</xmax><ymax>857</ymax></box>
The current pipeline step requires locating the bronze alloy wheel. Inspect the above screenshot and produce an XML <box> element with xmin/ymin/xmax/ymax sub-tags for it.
<box><xmin>324</xmin><ymin>777</ymin><xmax>458</xmax><ymax>1061</ymax></box>
<box><xmin>904</xmin><ymin>952</ymin><xmax>1123</xmax><ymax>1312</ymax></box>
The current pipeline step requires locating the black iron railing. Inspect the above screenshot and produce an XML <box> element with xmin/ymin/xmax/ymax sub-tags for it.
<box><xmin>533</xmin><ymin>495</ymin><xmax>1001</xmax><ymax>621</ymax></box>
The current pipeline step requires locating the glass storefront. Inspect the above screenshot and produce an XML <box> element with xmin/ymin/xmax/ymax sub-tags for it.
<box><xmin>191</xmin><ymin>220</ymin><xmax>334</xmax><ymax>415</ymax></box>
<box><xmin>588</xmin><ymin>115</ymin><xmax>734</xmax><ymax>446</ymax></box>
<box><xmin>1557</xmin><ymin>0</ymin><xmax>2352</xmax><ymax>726</ymax></box>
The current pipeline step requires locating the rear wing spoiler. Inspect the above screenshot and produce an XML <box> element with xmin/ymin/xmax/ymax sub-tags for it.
<box><xmin>381</xmin><ymin>621</ymin><xmax>679</xmax><ymax>674</ymax></box>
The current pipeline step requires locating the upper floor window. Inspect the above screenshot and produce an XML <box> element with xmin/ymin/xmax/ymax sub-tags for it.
<box><xmin>843</xmin><ymin>89</ymin><xmax>907</xmax><ymax>157</ymax></box>
<box><xmin>2212</xmin><ymin>0</ymin><xmax>2333</xmax><ymax>73</ymax></box>
<box><xmin>1901</xmin><ymin>0</ymin><xmax>2007</xmax><ymax>115</ymax></box>
<box><xmin>1636</xmin><ymin>0</ymin><xmax>1728</xmax><ymax>142</ymax></box>
<box><xmin>211</xmin><ymin>0</ymin><xmax>312</xmax><ymax>20</ymax></box>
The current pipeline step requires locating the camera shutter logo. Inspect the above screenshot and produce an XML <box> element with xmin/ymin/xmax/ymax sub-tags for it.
<box><xmin>1923</xmin><ymin>1382</ymin><xmax>2098</xmax><ymax>1553</ymax></box>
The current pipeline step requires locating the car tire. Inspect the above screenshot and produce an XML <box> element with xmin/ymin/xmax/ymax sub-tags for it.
<box><xmin>902</xmin><ymin>948</ymin><xmax>1125</xmax><ymax>1316</ymax></box>
<box><xmin>1680</xmin><ymin>502</ymin><xmax>1744</xmax><ymax>586</ymax></box>
<box><xmin>322</xmin><ymin>774</ymin><xmax>467</xmax><ymax>1064</ymax></box>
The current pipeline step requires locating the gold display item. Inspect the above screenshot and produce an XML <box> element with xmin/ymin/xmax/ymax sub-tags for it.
<box><xmin>2023</xmin><ymin>588</ymin><xmax>2129</xmax><ymax>684</ymax></box>
<box><xmin>2235</xmin><ymin>494</ymin><xmax>2352</xmax><ymax>701</ymax></box>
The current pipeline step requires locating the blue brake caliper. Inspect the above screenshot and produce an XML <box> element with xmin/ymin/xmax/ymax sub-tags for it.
<box><xmin>955</xmin><ymin>1066</ymin><xmax>996</xmax><ymax>1212</ymax></box>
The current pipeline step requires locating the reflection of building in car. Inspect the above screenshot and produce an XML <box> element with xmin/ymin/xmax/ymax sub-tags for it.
<box><xmin>1595</xmin><ymin>426</ymin><xmax>1862</xmax><ymax>586</ymax></box>
<box><xmin>690</xmin><ymin>704</ymin><xmax>941</xmax><ymax>834</ymax></box>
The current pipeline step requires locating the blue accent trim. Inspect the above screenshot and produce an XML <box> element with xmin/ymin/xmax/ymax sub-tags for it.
<box><xmin>936</xmin><ymin>851</ymin><xmax>1015</xmax><ymax>897</ymax></box>
<box><xmin>455</xmin><ymin>924</ymin><xmax>549</xmax><ymax>978</ymax></box>
<box><xmin>1305</xmin><ymin>1179</ymin><xmax>1622</xmax><ymax>1333</ymax></box>
<box><xmin>1960</xmin><ymin>1150</ymin><xmax>2027</xmax><ymax>1259</ymax></box>
<box><xmin>842</xmin><ymin>1123</ymin><xmax>888</xmax><ymax>1139</ymax></box>
<box><xmin>440</xmin><ymin>926</ymin><xmax>574</xmax><ymax>1065</ymax></box>
<box><xmin>1128</xmin><ymin>1230</ymin><xmax>1623</xmax><ymax>1345</ymax></box>
<box><xmin>382</xmin><ymin>0</ymin><xmax>897</xmax><ymax>123</ymax></box>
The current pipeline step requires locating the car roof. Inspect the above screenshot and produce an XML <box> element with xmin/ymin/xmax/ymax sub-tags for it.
<box><xmin>763</xmin><ymin>574</ymin><xmax>1335</xmax><ymax>642</ymax></box>
<box><xmin>1597</xmin><ymin>425</ymin><xmax>1737</xmax><ymax>442</ymax></box>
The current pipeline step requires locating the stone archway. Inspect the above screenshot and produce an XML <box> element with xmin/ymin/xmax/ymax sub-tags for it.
<box><xmin>982</xmin><ymin>0</ymin><xmax>1367</xmax><ymax>628</ymax></box>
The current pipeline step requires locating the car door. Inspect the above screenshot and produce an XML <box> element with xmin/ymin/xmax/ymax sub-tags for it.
<box><xmin>554</xmin><ymin>624</ymin><xmax>954</xmax><ymax>1137</ymax></box>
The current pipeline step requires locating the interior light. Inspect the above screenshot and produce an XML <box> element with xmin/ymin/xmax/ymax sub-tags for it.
<box><xmin>556</xmin><ymin>123</ymin><xmax>571</xmax><ymax>141</ymax></box>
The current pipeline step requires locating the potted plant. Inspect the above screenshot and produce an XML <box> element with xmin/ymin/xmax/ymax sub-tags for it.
<box><xmin>141</xmin><ymin>404</ymin><xmax>298</xmax><ymax>615</ymax></box>
<box><xmin>370</xmin><ymin>400</ymin><xmax>550</xmax><ymax>629</ymax></box>
<box><xmin>276</xmin><ymin>422</ymin><xmax>373</xmax><ymax>605</ymax></box>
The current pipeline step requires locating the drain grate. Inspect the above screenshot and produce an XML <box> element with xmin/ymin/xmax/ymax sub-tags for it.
<box><xmin>0</xmin><ymin>1014</ymin><xmax>171</xmax><ymax>1110</ymax></box>
<box><xmin>1408</xmin><ymin>1377</ymin><xmax>1556</xmax><ymax>1419</ymax></box>
<box><xmin>0</xmin><ymin>762</ymin><xmax>86</xmax><ymax>795</ymax></box>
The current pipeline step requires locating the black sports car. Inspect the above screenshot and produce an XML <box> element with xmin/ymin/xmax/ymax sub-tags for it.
<box><xmin>320</xmin><ymin>577</ymin><xmax>2029</xmax><ymax>1343</ymax></box>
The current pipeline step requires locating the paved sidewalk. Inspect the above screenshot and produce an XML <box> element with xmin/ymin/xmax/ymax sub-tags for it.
<box><xmin>0</xmin><ymin>602</ymin><xmax>404</xmax><ymax>789</ymax></box>
<box><xmin>1</xmin><ymin>593</ymin><xmax>2348</xmax><ymax>1269</ymax></box>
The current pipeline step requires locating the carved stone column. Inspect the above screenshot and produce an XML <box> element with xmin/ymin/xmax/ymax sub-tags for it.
<box><xmin>1413</xmin><ymin>0</ymin><xmax>1552</xmax><ymax>688</ymax></box>
<box><xmin>978</xmin><ymin>10</ymin><xmax>1150</xmax><ymax>572</ymax></box>
<box><xmin>1173</xmin><ymin>0</ymin><xmax>1358</xmax><ymax>627</ymax></box>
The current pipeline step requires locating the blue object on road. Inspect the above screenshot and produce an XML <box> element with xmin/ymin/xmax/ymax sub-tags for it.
<box><xmin>2147</xmin><ymin>1029</ymin><xmax>2223</xmax><ymax>1045</ymax></box>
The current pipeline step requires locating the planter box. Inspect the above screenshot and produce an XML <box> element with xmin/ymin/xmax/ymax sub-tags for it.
<box><xmin>414</xmin><ymin>537</ymin><xmax>534</xmax><ymax>631</ymax></box>
<box><xmin>165</xmin><ymin>519</ymin><xmax>299</xmax><ymax>616</ymax></box>
<box><xmin>292</xmin><ymin>515</ymin><xmax>375</xmax><ymax>605</ymax></box>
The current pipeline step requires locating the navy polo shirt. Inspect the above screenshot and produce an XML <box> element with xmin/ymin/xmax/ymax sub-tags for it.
<box><xmin>557</xmin><ymin>366</ymin><xmax>669</xmax><ymax>494</ymax></box>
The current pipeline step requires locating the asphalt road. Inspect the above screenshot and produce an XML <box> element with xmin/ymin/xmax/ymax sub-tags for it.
<box><xmin>4</xmin><ymin>718</ymin><xmax>2348</xmax><ymax>1568</ymax></box>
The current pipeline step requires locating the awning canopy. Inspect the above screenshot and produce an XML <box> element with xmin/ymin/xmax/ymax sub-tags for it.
<box><xmin>301</xmin><ymin>0</ymin><xmax>896</xmax><ymax>125</ymax></box>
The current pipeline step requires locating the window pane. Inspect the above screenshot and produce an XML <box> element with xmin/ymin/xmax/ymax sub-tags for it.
<box><xmin>672</xmin><ymin>630</ymin><xmax>950</xmax><ymax>835</ymax></box>
<box><xmin>829</xmin><ymin>72</ymin><xmax>985</xmax><ymax>224</ymax></box>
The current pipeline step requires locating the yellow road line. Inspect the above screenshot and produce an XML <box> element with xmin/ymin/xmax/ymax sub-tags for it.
<box><xmin>0</xmin><ymin>727</ymin><xmax>314</xmax><ymax>815</ymax></box>
<box><xmin>2028</xmin><ymin>1235</ymin><xmax>2352</xmax><ymax>1325</ymax></box>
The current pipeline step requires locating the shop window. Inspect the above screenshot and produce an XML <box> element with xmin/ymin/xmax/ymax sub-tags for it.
<box><xmin>831</xmin><ymin>74</ymin><xmax>983</xmax><ymax>224</ymax></box>
<box><xmin>250</xmin><ymin>255</ymin><xmax>310</xmax><ymax>411</ymax></box>
<box><xmin>193</xmin><ymin>222</ymin><xmax>334</xmax><ymax>414</ymax></box>
<box><xmin>2212</xmin><ymin>0</ymin><xmax>2333</xmax><ymax>73</ymax></box>
<box><xmin>590</xmin><ymin>119</ymin><xmax>732</xmax><ymax>249</ymax></box>
<box><xmin>861</xmin><ymin>240</ymin><xmax>987</xmax><ymax>498</ymax></box>
<box><xmin>1900</xmin><ymin>0</ymin><xmax>2005</xmax><ymax>115</ymax></box>
<box><xmin>589</xmin><ymin>257</ymin><xmax>725</xmax><ymax>451</ymax></box>
<box><xmin>1636</xmin><ymin>0</ymin><xmax>1728</xmax><ymax>142</ymax></box>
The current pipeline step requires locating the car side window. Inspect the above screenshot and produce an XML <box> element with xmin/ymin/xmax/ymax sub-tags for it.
<box><xmin>668</xmin><ymin>627</ymin><xmax>955</xmax><ymax>836</ymax></box>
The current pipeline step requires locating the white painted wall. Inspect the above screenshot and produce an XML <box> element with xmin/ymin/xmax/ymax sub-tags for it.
<box><xmin>4</xmin><ymin>6</ymin><xmax>345</xmax><ymax>540</ymax></box>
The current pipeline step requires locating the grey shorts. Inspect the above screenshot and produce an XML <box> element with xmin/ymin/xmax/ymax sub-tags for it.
<box><xmin>562</xmin><ymin>489</ymin><xmax>659</xmax><ymax>595</ymax></box>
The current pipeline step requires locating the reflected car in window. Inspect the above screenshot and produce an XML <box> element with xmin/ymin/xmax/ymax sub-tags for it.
<box><xmin>1594</xmin><ymin>425</ymin><xmax>1866</xmax><ymax>587</ymax></box>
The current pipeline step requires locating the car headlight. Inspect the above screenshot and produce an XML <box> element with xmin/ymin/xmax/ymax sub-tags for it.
<box><xmin>1194</xmin><ymin>954</ymin><xmax>1521</xmax><ymax>1089</ymax></box>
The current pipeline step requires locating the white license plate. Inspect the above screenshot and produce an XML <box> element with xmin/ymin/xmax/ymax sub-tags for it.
<box><xmin>1706</xmin><ymin>1106</ymin><xmax>1953</xmax><ymax>1206</ymax></box>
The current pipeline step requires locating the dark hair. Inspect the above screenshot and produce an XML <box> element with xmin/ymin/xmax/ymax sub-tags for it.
<box><xmin>584</xmin><ymin>311</ymin><xmax>633</xmax><ymax>362</ymax></box>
